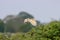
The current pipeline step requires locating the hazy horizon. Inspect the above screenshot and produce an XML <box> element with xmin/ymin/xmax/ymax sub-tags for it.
<box><xmin>0</xmin><ymin>0</ymin><xmax>60</xmax><ymax>23</ymax></box>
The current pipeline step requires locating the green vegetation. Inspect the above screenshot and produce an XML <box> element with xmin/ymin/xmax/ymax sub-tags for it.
<box><xmin>0</xmin><ymin>11</ymin><xmax>60</xmax><ymax>40</ymax></box>
<box><xmin>3</xmin><ymin>11</ymin><xmax>36</xmax><ymax>33</ymax></box>
<box><xmin>0</xmin><ymin>20</ymin><xmax>60</xmax><ymax>40</ymax></box>
<box><xmin>0</xmin><ymin>19</ymin><xmax>4</xmax><ymax>32</ymax></box>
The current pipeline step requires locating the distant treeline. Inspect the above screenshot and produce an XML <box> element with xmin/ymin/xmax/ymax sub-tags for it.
<box><xmin>0</xmin><ymin>11</ymin><xmax>60</xmax><ymax>40</ymax></box>
<box><xmin>0</xmin><ymin>20</ymin><xmax>60</xmax><ymax>40</ymax></box>
<box><xmin>0</xmin><ymin>11</ymin><xmax>40</xmax><ymax>33</ymax></box>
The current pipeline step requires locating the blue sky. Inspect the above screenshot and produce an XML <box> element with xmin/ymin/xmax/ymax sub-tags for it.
<box><xmin>0</xmin><ymin>0</ymin><xmax>60</xmax><ymax>23</ymax></box>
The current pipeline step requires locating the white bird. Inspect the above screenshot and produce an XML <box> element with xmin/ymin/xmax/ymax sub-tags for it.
<box><xmin>24</xmin><ymin>18</ymin><xmax>37</xmax><ymax>26</ymax></box>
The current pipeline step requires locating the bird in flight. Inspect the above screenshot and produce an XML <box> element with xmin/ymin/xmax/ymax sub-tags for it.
<box><xmin>24</xmin><ymin>18</ymin><xmax>37</xmax><ymax>26</ymax></box>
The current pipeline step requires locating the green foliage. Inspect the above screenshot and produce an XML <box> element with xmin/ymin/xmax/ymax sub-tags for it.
<box><xmin>0</xmin><ymin>19</ymin><xmax>4</xmax><ymax>32</ymax></box>
<box><xmin>0</xmin><ymin>18</ymin><xmax>60</xmax><ymax>40</ymax></box>
<box><xmin>0</xmin><ymin>11</ymin><xmax>60</xmax><ymax>40</ymax></box>
<box><xmin>0</xmin><ymin>33</ymin><xmax>9</xmax><ymax>40</ymax></box>
<box><xmin>19</xmin><ymin>23</ymin><xmax>33</xmax><ymax>32</ymax></box>
<box><xmin>18</xmin><ymin>11</ymin><xmax>34</xmax><ymax>19</ymax></box>
<box><xmin>4</xmin><ymin>11</ymin><xmax>35</xmax><ymax>33</ymax></box>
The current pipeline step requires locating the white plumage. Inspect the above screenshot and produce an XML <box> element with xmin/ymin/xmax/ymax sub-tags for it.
<box><xmin>24</xmin><ymin>18</ymin><xmax>37</xmax><ymax>26</ymax></box>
